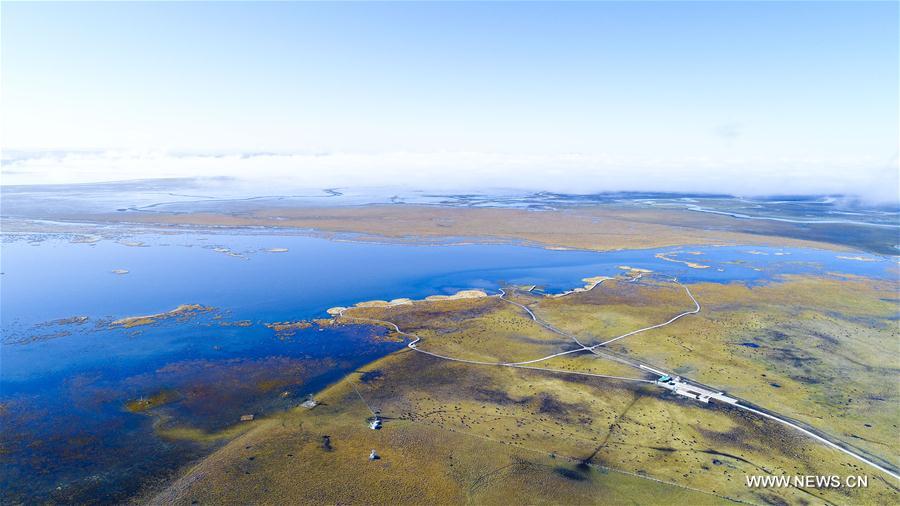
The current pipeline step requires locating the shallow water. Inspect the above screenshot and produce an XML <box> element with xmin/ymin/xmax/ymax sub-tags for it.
<box><xmin>0</xmin><ymin>229</ymin><xmax>894</xmax><ymax>502</ymax></box>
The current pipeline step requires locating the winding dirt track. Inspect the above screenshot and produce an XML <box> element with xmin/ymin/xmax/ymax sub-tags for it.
<box><xmin>337</xmin><ymin>276</ymin><xmax>900</xmax><ymax>481</ymax></box>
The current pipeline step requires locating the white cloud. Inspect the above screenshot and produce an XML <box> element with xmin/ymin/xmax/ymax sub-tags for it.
<box><xmin>2</xmin><ymin>149</ymin><xmax>897</xmax><ymax>203</ymax></box>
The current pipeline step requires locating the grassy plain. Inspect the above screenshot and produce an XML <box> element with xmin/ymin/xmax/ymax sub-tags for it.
<box><xmin>82</xmin><ymin>205</ymin><xmax>849</xmax><ymax>253</ymax></box>
<box><xmin>529</xmin><ymin>276</ymin><xmax>900</xmax><ymax>465</ymax></box>
<box><xmin>151</xmin><ymin>275</ymin><xmax>899</xmax><ymax>505</ymax></box>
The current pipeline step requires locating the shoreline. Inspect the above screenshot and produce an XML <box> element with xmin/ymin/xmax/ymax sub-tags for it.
<box><xmin>146</xmin><ymin>271</ymin><xmax>900</xmax><ymax>504</ymax></box>
<box><xmin>142</xmin><ymin>275</ymin><xmax>636</xmax><ymax>502</ymax></box>
<box><xmin>0</xmin><ymin>202</ymin><xmax>865</xmax><ymax>255</ymax></box>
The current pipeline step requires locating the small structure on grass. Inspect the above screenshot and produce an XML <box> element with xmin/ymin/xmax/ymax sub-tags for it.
<box><xmin>301</xmin><ymin>394</ymin><xmax>318</xmax><ymax>409</ymax></box>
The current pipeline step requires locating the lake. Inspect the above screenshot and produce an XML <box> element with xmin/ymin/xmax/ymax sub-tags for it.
<box><xmin>1</xmin><ymin>227</ymin><xmax>894</xmax><ymax>503</ymax></box>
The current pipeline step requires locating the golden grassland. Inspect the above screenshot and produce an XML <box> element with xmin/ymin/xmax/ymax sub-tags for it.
<box><xmin>531</xmin><ymin>275</ymin><xmax>900</xmax><ymax>463</ymax></box>
<box><xmin>155</xmin><ymin>419</ymin><xmax>255</xmax><ymax>444</ymax></box>
<box><xmin>150</xmin><ymin>354</ymin><xmax>731</xmax><ymax>506</ymax></box>
<box><xmin>149</xmin><ymin>275</ymin><xmax>899</xmax><ymax>505</ymax></box>
<box><xmin>84</xmin><ymin>205</ymin><xmax>845</xmax><ymax>252</ymax></box>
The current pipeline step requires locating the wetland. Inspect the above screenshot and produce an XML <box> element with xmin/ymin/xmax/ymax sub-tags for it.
<box><xmin>1</xmin><ymin>191</ymin><xmax>898</xmax><ymax>504</ymax></box>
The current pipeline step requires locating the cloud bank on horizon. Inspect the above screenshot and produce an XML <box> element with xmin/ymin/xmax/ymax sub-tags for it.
<box><xmin>3</xmin><ymin>149</ymin><xmax>898</xmax><ymax>203</ymax></box>
<box><xmin>2</xmin><ymin>2</ymin><xmax>897</xmax><ymax>202</ymax></box>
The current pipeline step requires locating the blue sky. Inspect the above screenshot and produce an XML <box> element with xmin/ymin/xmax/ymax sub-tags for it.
<box><xmin>2</xmin><ymin>2</ymin><xmax>898</xmax><ymax>199</ymax></box>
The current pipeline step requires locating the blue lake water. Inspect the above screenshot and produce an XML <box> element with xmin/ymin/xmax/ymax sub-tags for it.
<box><xmin>0</xmin><ymin>229</ymin><xmax>895</xmax><ymax>503</ymax></box>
